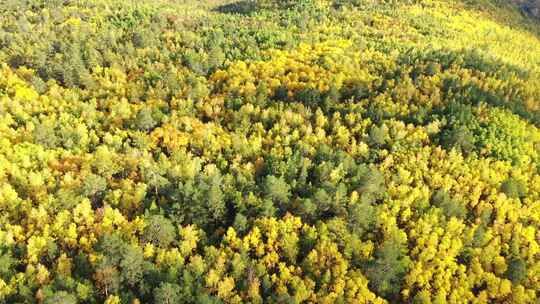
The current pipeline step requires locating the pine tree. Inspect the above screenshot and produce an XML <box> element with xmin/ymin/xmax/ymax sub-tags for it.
<box><xmin>154</xmin><ymin>283</ymin><xmax>181</xmax><ymax>304</ymax></box>
<box><xmin>366</xmin><ymin>230</ymin><xmax>410</xmax><ymax>299</ymax></box>
<box><xmin>120</xmin><ymin>245</ymin><xmax>145</xmax><ymax>286</ymax></box>
<box><xmin>143</xmin><ymin>215</ymin><xmax>176</xmax><ymax>248</ymax></box>
<box><xmin>506</xmin><ymin>258</ymin><xmax>527</xmax><ymax>285</ymax></box>
<box><xmin>264</xmin><ymin>175</ymin><xmax>291</xmax><ymax>204</ymax></box>
<box><xmin>135</xmin><ymin>107</ymin><xmax>157</xmax><ymax>131</ymax></box>
<box><xmin>44</xmin><ymin>291</ymin><xmax>77</xmax><ymax>304</ymax></box>
<box><xmin>501</xmin><ymin>178</ymin><xmax>526</xmax><ymax>199</ymax></box>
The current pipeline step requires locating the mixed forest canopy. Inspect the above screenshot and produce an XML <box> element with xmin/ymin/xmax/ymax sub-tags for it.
<box><xmin>0</xmin><ymin>0</ymin><xmax>540</xmax><ymax>303</ymax></box>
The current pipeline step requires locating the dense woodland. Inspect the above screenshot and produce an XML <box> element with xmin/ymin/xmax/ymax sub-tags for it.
<box><xmin>1</xmin><ymin>0</ymin><xmax>540</xmax><ymax>303</ymax></box>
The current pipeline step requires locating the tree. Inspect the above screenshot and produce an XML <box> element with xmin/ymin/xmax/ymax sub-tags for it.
<box><xmin>132</xmin><ymin>32</ymin><xmax>147</xmax><ymax>48</ymax></box>
<box><xmin>120</xmin><ymin>245</ymin><xmax>145</xmax><ymax>286</ymax></box>
<box><xmin>439</xmin><ymin>102</ymin><xmax>478</xmax><ymax>155</ymax></box>
<box><xmin>206</xmin><ymin>173</ymin><xmax>225</xmax><ymax>222</ymax></box>
<box><xmin>506</xmin><ymin>257</ymin><xmax>527</xmax><ymax>285</ymax></box>
<box><xmin>259</xmin><ymin>199</ymin><xmax>277</xmax><ymax>217</ymax></box>
<box><xmin>96</xmin><ymin>234</ymin><xmax>127</xmax><ymax>265</ymax></box>
<box><xmin>313</xmin><ymin>188</ymin><xmax>332</xmax><ymax>215</ymax></box>
<box><xmin>295</xmin><ymin>88</ymin><xmax>322</xmax><ymax>107</ymax></box>
<box><xmin>441</xmin><ymin>126</ymin><xmax>475</xmax><ymax>155</ymax></box>
<box><xmin>82</xmin><ymin>173</ymin><xmax>107</xmax><ymax>208</ymax></box>
<box><xmin>342</xmin><ymin>79</ymin><xmax>370</xmax><ymax>100</ymax></box>
<box><xmin>348</xmin><ymin>200</ymin><xmax>376</xmax><ymax>234</ymax></box>
<box><xmin>273</xmin><ymin>85</ymin><xmax>289</xmax><ymax>101</ymax></box>
<box><xmin>233</xmin><ymin>213</ymin><xmax>248</xmax><ymax>234</ymax></box>
<box><xmin>94</xmin><ymin>264</ymin><xmax>121</xmax><ymax>297</ymax></box>
<box><xmin>33</xmin><ymin>122</ymin><xmax>58</xmax><ymax>148</ymax></box>
<box><xmin>94</xmin><ymin>233</ymin><xmax>127</xmax><ymax>296</ymax></box>
<box><xmin>135</xmin><ymin>107</ymin><xmax>157</xmax><ymax>131</ymax></box>
<box><xmin>254</xmin><ymin>83</ymin><xmax>269</xmax><ymax>107</ymax></box>
<box><xmin>500</xmin><ymin>178</ymin><xmax>526</xmax><ymax>199</ymax></box>
<box><xmin>366</xmin><ymin>231</ymin><xmax>410</xmax><ymax>299</ymax></box>
<box><xmin>142</xmin><ymin>215</ymin><xmax>176</xmax><ymax>248</ymax></box>
<box><xmin>411</xmin><ymin>290</ymin><xmax>431</xmax><ymax>304</ymax></box>
<box><xmin>208</xmin><ymin>47</ymin><xmax>226</xmax><ymax>70</ymax></box>
<box><xmin>323</xmin><ymin>84</ymin><xmax>340</xmax><ymax>107</ymax></box>
<box><xmin>142</xmin><ymin>164</ymin><xmax>169</xmax><ymax>198</ymax></box>
<box><xmin>357</xmin><ymin>167</ymin><xmax>386</xmax><ymax>204</ymax></box>
<box><xmin>0</xmin><ymin>249</ymin><xmax>16</xmax><ymax>280</ymax></box>
<box><xmin>81</xmin><ymin>174</ymin><xmax>107</xmax><ymax>198</ymax></box>
<box><xmin>369</xmin><ymin>125</ymin><xmax>386</xmax><ymax>147</ymax></box>
<box><xmin>431</xmin><ymin>190</ymin><xmax>467</xmax><ymax>220</ymax></box>
<box><xmin>44</xmin><ymin>291</ymin><xmax>77</xmax><ymax>304</ymax></box>
<box><xmin>154</xmin><ymin>283</ymin><xmax>181</xmax><ymax>304</ymax></box>
<box><xmin>170</xmin><ymin>172</ymin><xmax>227</xmax><ymax>231</ymax></box>
<box><xmin>264</xmin><ymin>175</ymin><xmax>291</xmax><ymax>204</ymax></box>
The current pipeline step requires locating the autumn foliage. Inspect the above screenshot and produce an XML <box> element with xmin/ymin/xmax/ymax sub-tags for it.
<box><xmin>1</xmin><ymin>0</ymin><xmax>540</xmax><ymax>303</ymax></box>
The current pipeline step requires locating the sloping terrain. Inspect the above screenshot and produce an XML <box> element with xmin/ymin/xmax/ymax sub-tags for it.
<box><xmin>0</xmin><ymin>0</ymin><xmax>540</xmax><ymax>303</ymax></box>
<box><xmin>510</xmin><ymin>0</ymin><xmax>540</xmax><ymax>18</ymax></box>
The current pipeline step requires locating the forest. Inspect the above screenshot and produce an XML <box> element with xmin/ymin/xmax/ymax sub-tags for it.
<box><xmin>0</xmin><ymin>0</ymin><xmax>540</xmax><ymax>303</ymax></box>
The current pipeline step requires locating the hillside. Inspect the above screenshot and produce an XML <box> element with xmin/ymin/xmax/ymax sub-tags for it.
<box><xmin>1</xmin><ymin>0</ymin><xmax>540</xmax><ymax>303</ymax></box>
<box><xmin>511</xmin><ymin>0</ymin><xmax>540</xmax><ymax>18</ymax></box>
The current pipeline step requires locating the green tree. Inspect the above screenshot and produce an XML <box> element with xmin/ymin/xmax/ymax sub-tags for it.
<box><xmin>441</xmin><ymin>126</ymin><xmax>475</xmax><ymax>155</ymax></box>
<box><xmin>143</xmin><ymin>215</ymin><xmax>176</xmax><ymax>248</ymax></box>
<box><xmin>357</xmin><ymin>167</ymin><xmax>386</xmax><ymax>204</ymax></box>
<box><xmin>348</xmin><ymin>200</ymin><xmax>376</xmax><ymax>234</ymax></box>
<box><xmin>208</xmin><ymin>47</ymin><xmax>226</xmax><ymax>70</ymax></box>
<box><xmin>154</xmin><ymin>283</ymin><xmax>182</xmax><ymax>304</ymax></box>
<box><xmin>0</xmin><ymin>249</ymin><xmax>17</xmax><ymax>280</ymax></box>
<box><xmin>135</xmin><ymin>107</ymin><xmax>157</xmax><ymax>131</ymax></box>
<box><xmin>81</xmin><ymin>173</ymin><xmax>107</xmax><ymax>205</ymax></box>
<box><xmin>431</xmin><ymin>190</ymin><xmax>467</xmax><ymax>219</ymax></box>
<box><xmin>264</xmin><ymin>175</ymin><xmax>291</xmax><ymax>204</ymax></box>
<box><xmin>366</xmin><ymin>230</ymin><xmax>410</xmax><ymax>299</ymax></box>
<box><xmin>233</xmin><ymin>213</ymin><xmax>249</xmax><ymax>234</ymax></box>
<box><xmin>33</xmin><ymin>122</ymin><xmax>58</xmax><ymax>148</ymax></box>
<box><xmin>44</xmin><ymin>291</ymin><xmax>77</xmax><ymax>304</ymax></box>
<box><xmin>501</xmin><ymin>178</ymin><xmax>526</xmax><ymax>199</ymax></box>
<box><xmin>506</xmin><ymin>257</ymin><xmax>527</xmax><ymax>285</ymax></box>
<box><xmin>120</xmin><ymin>245</ymin><xmax>145</xmax><ymax>286</ymax></box>
<box><xmin>369</xmin><ymin>125</ymin><xmax>386</xmax><ymax>147</ymax></box>
<box><xmin>295</xmin><ymin>88</ymin><xmax>322</xmax><ymax>107</ymax></box>
<box><xmin>170</xmin><ymin>172</ymin><xmax>226</xmax><ymax>231</ymax></box>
